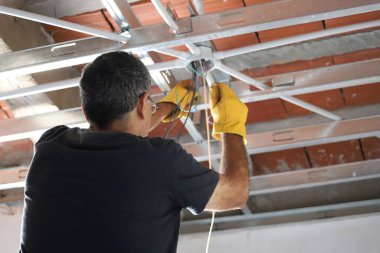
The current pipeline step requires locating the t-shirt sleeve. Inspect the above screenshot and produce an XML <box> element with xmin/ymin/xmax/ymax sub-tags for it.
<box><xmin>167</xmin><ymin>141</ymin><xmax>220</xmax><ymax>214</ymax></box>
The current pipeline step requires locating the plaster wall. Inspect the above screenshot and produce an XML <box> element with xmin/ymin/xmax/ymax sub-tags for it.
<box><xmin>0</xmin><ymin>204</ymin><xmax>22</xmax><ymax>253</ymax></box>
<box><xmin>1</xmin><ymin>208</ymin><xmax>379</xmax><ymax>253</ymax></box>
<box><xmin>177</xmin><ymin>212</ymin><xmax>380</xmax><ymax>253</ymax></box>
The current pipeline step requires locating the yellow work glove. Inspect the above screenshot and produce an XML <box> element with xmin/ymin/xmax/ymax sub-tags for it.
<box><xmin>210</xmin><ymin>83</ymin><xmax>248</xmax><ymax>144</ymax></box>
<box><xmin>159</xmin><ymin>80</ymin><xmax>198</xmax><ymax>122</ymax></box>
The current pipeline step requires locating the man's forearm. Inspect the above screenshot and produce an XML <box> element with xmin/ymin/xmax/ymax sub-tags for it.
<box><xmin>220</xmin><ymin>133</ymin><xmax>249</xmax><ymax>206</ymax></box>
<box><xmin>149</xmin><ymin>102</ymin><xmax>176</xmax><ymax>131</ymax></box>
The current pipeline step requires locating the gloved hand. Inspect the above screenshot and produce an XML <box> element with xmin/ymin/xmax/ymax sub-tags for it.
<box><xmin>159</xmin><ymin>80</ymin><xmax>198</xmax><ymax>122</ymax></box>
<box><xmin>209</xmin><ymin>83</ymin><xmax>248</xmax><ymax>144</ymax></box>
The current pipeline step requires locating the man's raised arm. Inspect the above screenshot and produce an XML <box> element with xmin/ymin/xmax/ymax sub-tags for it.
<box><xmin>205</xmin><ymin>83</ymin><xmax>249</xmax><ymax>211</ymax></box>
<box><xmin>150</xmin><ymin>81</ymin><xmax>249</xmax><ymax>211</ymax></box>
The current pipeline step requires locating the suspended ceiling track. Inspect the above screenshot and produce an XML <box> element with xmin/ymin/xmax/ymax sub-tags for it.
<box><xmin>187</xmin><ymin>114</ymin><xmax>380</xmax><ymax>160</ymax></box>
<box><xmin>1</xmin><ymin>58</ymin><xmax>379</xmax><ymax>108</ymax></box>
<box><xmin>180</xmin><ymin>198</ymin><xmax>380</xmax><ymax>233</ymax></box>
<box><xmin>1</xmin><ymin>58</ymin><xmax>380</xmax><ymax>134</ymax></box>
<box><xmin>0</xmin><ymin>1</ymin><xmax>378</xmax><ymax>122</ymax></box>
<box><xmin>1</xmin><ymin>156</ymin><xmax>379</xmax><ymax>192</ymax></box>
<box><xmin>0</xmin><ymin>59</ymin><xmax>379</xmax><ymax>147</ymax></box>
<box><xmin>0</xmin><ymin>106</ymin><xmax>379</xmax><ymax>158</ymax></box>
<box><xmin>250</xmin><ymin>159</ymin><xmax>380</xmax><ymax>195</ymax></box>
<box><xmin>2</xmin><ymin>160</ymin><xmax>380</xmax><ymax>235</ymax></box>
<box><xmin>0</xmin><ymin>0</ymin><xmax>379</xmax><ymax>77</ymax></box>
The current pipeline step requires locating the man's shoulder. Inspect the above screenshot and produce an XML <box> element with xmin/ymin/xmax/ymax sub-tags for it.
<box><xmin>145</xmin><ymin>137</ymin><xmax>196</xmax><ymax>166</ymax></box>
<box><xmin>37</xmin><ymin>125</ymin><xmax>69</xmax><ymax>144</ymax></box>
<box><xmin>145</xmin><ymin>137</ymin><xmax>182</xmax><ymax>153</ymax></box>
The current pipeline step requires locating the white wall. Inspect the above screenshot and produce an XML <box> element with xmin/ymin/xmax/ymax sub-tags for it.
<box><xmin>1</xmin><ymin>206</ymin><xmax>379</xmax><ymax>253</ymax></box>
<box><xmin>0</xmin><ymin>204</ymin><xmax>22</xmax><ymax>253</ymax></box>
<box><xmin>178</xmin><ymin>212</ymin><xmax>380</xmax><ymax>253</ymax></box>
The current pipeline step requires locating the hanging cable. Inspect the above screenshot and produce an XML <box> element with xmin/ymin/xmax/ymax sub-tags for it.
<box><xmin>199</xmin><ymin>60</ymin><xmax>215</xmax><ymax>253</ymax></box>
<box><xmin>162</xmin><ymin>72</ymin><xmax>195</xmax><ymax>139</ymax></box>
<box><xmin>175</xmin><ymin>61</ymin><xmax>200</xmax><ymax>143</ymax></box>
<box><xmin>175</xmin><ymin>75</ymin><xmax>196</xmax><ymax>143</ymax></box>
<box><xmin>164</xmin><ymin>59</ymin><xmax>215</xmax><ymax>251</ymax></box>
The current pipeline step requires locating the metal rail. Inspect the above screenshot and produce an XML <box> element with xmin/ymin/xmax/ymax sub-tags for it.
<box><xmin>250</xmin><ymin>159</ymin><xmax>380</xmax><ymax>195</ymax></box>
<box><xmin>2</xmin><ymin>157</ymin><xmax>379</xmax><ymax>193</ymax></box>
<box><xmin>215</xmin><ymin>61</ymin><xmax>342</xmax><ymax>120</ymax></box>
<box><xmin>0</xmin><ymin>6</ymin><xmax>129</xmax><ymax>43</ymax></box>
<box><xmin>184</xmin><ymin>114</ymin><xmax>380</xmax><ymax>160</ymax></box>
<box><xmin>0</xmin><ymin>78</ymin><xmax>80</xmax><ymax>100</ymax></box>
<box><xmin>180</xmin><ymin>199</ymin><xmax>380</xmax><ymax>233</ymax></box>
<box><xmin>100</xmin><ymin>0</ymin><xmax>141</xmax><ymax>30</ymax></box>
<box><xmin>0</xmin><ymin>108</ymin><xmax>379</xmax><ymax>157</ymax></box>
<box><xmin>150</xmin><ymin>0</ymin><xmax>200</xmax><ymax>55</ymax></box>
<box><xmin>238</xmin><ymin>76</ymin><xmax>380</xmax><ymax>104</ymax></box>
<box><xmin>214</xmin><ymin>20</ymin><xmax>380</xmax><ymax>60</ymax></box>
<box><xmin>2</xmin><ymin>57</ymin><xmax>379</xmax><ymax>105</ymax></box>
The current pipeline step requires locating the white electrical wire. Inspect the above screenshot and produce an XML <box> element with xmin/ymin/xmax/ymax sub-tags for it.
<box><xmin>201</xmin><ymin>61</ymin><xmax>215</xmax><ymax>253</ymax></box>
<box><xmin>206</xmin><ymin>212</ymin><xmax>215</xmax><ymax>253</ymax></box>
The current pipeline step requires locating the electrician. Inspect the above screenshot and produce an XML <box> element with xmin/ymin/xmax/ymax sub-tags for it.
<box><xmin>20</xmin><ymin>51</ymin><xmax>249</xmax><ymax>253</ymax></box>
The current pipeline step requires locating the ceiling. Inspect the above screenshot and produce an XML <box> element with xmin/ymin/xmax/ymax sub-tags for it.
<box><xmin>0</xmin><ymin>0</ymin><xmax>380</xmax><ymax>233</ymax></box>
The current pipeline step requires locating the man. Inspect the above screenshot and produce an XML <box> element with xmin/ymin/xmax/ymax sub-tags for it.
<box><xmin>20</xmin><ymin>51</ymin><xmax>249</xmax><ymax>253</ymax></box>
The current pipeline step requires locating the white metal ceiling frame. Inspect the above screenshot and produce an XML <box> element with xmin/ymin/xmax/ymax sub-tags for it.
<box><xmin>0</xmin><ymin>58</ymin><xmax>379</xmax><ymax>148</ymax></box>
<box><xmin>1</xmin><ymin>58</ymin><xmax>380</xmax><ymax>109</ymax></box>
<box><xmin>143</xmin><ymin>1</ymin><xmax>379</xmax><ymax>120</ymax></box>
<box><xmin>134</xmin><ymin>0</ymin><xmax>380</xmax><ymax>152</ymax></box>
<box><xmin>0</xmin><ymin>5</ymin><xmax>130</xmax><ymax>43</ymax></box>
<box><xmin>1</xmin><ymin>73</ymin><xmax>380</xmax><ymax>104</ymax></box>
<box><xmin>0</xmin><ymin>5</ymin><xmax>379</xmax><ymax>143</ymax></box>
<box><xmin>2</xmin><ymin>157</ymin><xmax>380</xmax><ymax>192</ymax></box>
<box><xmin>147</xmin><ymin>0</ymin><xmax>339</xmax><ymax>121</ymax></box>
<box><xmin>215</xmin><ymin>61</ymin><xmax>341</xmax><ymax>120</ymax></box>
<box><xmin>0</xmin><ymin>106</ymin><xmax>379</xmax><ymax>157</ymax></box>
<box><xmin>147</xmin><ymin>18</ymin><xmax>380</xmax><ymax>71</ymax></box>
<box><xmin>0</xmin><ymin>0</ymin><xmax>379</xmax><ymax>146</ymax></box>
<box><xmin>92</xmin><ymin>0</ymin><xmax>380</xmax><ymax>159</ymax></box>
<box><xmin>0</xmin><ymin>1</ymin><xmax>380</xmax><ymax>121</ymax></box>
<box><xmin>2</xmin><ymin>0</ymin><xmax>380</xmax><ymax>158</ymax></box>
<box><xmin>1</xmin><ymin>0</ymin><xmax>379</xmax><ymax>77</ymax></box>
<box><xmin>1</xmin><ymin>0</ymin><xmax>375</xmax><ymax>146</ymax></box>
<box><xmin>249</xmin><ymin>158</ymin><xmax>380</xmax><ymax>195</ymax></box>
<box><xmin>180</xmin><ymin>198</ymin><xmax>380</xmax><ymax>233</ymax></box>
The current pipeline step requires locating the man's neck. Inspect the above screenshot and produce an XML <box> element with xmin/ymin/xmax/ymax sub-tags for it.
<box><xmin>89</xmin><ymin>114</ymin><xmax>146</xmax><ymax>137</ymax></box>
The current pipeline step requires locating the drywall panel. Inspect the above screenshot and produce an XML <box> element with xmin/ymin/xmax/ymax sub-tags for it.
<box><xmin>178</xmin><ymin>212</ymin><xmax>380</xmax><ymax>253</ymax></box>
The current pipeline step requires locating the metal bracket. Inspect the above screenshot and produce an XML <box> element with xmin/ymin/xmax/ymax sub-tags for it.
<box><xmin>272</xmin><ymin>75</ymin><xmax>296</xmax><ymax>88</ymax></box>
<box><xmin>181</xmin><ymin>46</ymin><xmax>215</xmax><ymax>70</ymax></box>
<box><xmin>165</xmin><ymin>4</ymin><xmax>192</xmax><ymax>35</ymax></box>
<box><xmin>175</xmin><ymin>17</ymin><xmax>193</xmax><ymax>35</ymax></box>
<box><xmin>50</xmin><ymin>42</ymin><xmax>77</xmax><ymax>57</ymax></box>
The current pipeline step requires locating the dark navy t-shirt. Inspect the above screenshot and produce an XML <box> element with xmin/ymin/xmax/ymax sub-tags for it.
<box><xmin>20</xmin><ymin>126</ymin><xmax>219</xmax><ymax>253</ymax></box>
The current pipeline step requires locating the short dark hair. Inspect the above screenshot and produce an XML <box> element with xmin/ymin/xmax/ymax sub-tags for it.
<box><xmin>80</xmin><ymin>51</ymin><xmax>151</xmax><ymax>128</ymax></box>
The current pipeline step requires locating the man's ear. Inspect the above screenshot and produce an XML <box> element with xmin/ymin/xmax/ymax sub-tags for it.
<box><xmin>136</xmin><ymin>92</ymin><xmax>147</xmax><ymax>120</ymax></box>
